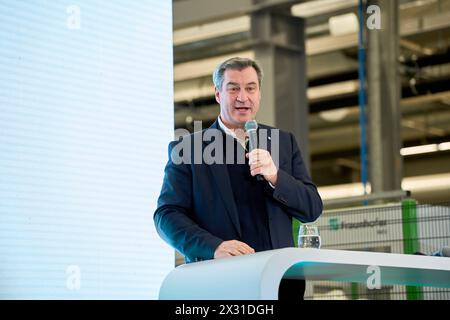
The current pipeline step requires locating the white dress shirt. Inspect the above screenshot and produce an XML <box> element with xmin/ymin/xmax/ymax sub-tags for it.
<box><xmin>217</xmin><ymin>116</ymin><xmax>248</xmax><ymax>150</ymax></box>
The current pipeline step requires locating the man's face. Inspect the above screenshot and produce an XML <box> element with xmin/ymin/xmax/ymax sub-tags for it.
<box><xmin>215</xmin><ymin>67</ymin><xmax>261</xmax><ymax>129</ymax></box>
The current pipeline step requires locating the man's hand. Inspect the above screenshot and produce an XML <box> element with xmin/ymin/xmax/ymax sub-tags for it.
<box><xmin>214</xmin><ymin>240</ymin><xmax>255</xmax><ymax>259</ymax></box>
<box><xmin>246</xmin><ymin>149</ymin><xmax>278</xmax><ymax>186</ymax></box>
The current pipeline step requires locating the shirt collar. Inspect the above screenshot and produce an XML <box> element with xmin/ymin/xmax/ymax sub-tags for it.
<box><xmin>217</xmin><ymin>116</ymin><xmax>248</xmax><ymax>149</ymax></box>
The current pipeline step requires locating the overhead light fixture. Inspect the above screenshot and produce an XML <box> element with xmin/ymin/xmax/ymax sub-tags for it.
<box><xmin>402</xmin><ymin>173</ymin><xmax>450</xmax><ymax>193</ymax></box>
<box><xmin>328</xmin><ymin>13</ymin><xmax>359</xmax><ymax>36</ymax></box>
<box><xmin>438</xmin><ymin>142</ymin><xmax>450</xmax><ymax>151</ymax></box>
<box><xmin>173</xmin><ymin>16</ymin><xmax>249</xmax><ymax>46</ymax></box>
<box><xmin>308</xmin><ymin>80</ymin><xmax>359</xmax><ymax>101</ymax></box>
<box><xmin>400</xmin><ymin>144</ymin><xmax>439</xmax><ymax>156</ymax></box>
<box><xmin>291</xmin><ymin>0</ymin><xmax>358</xmax><ymax>18</ymax></box>
<box><xmin>318</xmin><ymin>182</ymin><xmax>371</xmax><ymax>200</ymax></box>
<box><xmin>319</xmin><ymin>108</ymin><xmax>350</xmax><ymax>122</ymax></box>
<box><xmin>399</xmin><ymin>142</ymin><xmax>450</xmax><ymax>156</ymax></box>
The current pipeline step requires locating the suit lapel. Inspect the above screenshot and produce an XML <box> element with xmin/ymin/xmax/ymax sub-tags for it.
<box><xmin>204</xmin><ymin>120</ymin><xmax>242</xmax><ymax>237</ymax></box>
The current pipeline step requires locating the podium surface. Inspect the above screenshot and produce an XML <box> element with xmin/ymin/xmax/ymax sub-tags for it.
<box><xmin>159</xmin><ymin>248</ymin><xmax>450</xmax><ymax>300</ymax></box>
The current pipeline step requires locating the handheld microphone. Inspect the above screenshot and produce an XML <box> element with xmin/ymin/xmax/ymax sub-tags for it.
<box><xmin>245</xmin><ymin>120</ymin><xmax>264</xmax><ymax>181</ymax></box>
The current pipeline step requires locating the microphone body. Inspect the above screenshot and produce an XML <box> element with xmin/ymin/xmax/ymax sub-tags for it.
<box><xmin>245</xmin><ymin>120</ymin><xmax>264</xmax><ymax>181</ymax></box>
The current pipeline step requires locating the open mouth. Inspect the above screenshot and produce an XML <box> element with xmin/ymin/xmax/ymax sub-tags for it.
<box><xmin>235</xmin><ymin>107</ymin><xmax>251</xmax><ymax>112</ymax></box>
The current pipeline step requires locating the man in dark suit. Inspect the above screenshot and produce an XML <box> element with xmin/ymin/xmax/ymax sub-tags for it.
<box><xmin>154</xmin><ymin>57</ymin><xmax>323</xmax><ymax>299</ymax></box>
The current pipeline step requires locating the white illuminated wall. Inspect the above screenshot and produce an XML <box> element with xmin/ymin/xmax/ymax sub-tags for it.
<box><xmin>0</xmin><ymin>1</ymin><xmax>174</xmax><ymax>299</ymax></box>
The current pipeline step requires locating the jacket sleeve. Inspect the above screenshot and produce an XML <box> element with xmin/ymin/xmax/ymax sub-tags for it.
<box><xmin>271</xmin><ymin>133</ymin><xmax>323</xmax><ymax>222</ymax></box>
<box><xmin>153</xmin><ymin>140</ymin><xmax>223</xmax><ymax>262</ymax></box>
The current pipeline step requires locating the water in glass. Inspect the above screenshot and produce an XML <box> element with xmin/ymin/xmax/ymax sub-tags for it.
<box><xmin>298</xmin><ymin>224</ymin><xmax>321</xmax><ymax>249</ymax></box>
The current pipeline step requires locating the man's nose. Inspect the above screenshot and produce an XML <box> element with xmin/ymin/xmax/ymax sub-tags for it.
<box><xmin>236</xmin><ymin>90</ymin><xmax>248</xmax><ymax>102</ymax></box>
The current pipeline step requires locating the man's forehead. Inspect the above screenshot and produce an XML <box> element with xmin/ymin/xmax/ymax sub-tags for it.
<box><xmin>223</xmin><ymin>67</ymin><xmax>258</xmax><ymax>84</ymax></box>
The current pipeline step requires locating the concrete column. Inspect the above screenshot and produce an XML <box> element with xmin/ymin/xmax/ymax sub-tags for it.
<box><xmin>367</xmin><ymin>0</ymin><xmax>403</xmax><ymax>192</ymax></box>
<box><xmin>251</xmin><ymin>9</ymin><xmax>310</xmax><ymax>172</ymax></box>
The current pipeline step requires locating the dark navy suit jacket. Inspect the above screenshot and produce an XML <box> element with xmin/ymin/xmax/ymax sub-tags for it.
<box><xmin>154</xmin><ymin>120</ymin><xmax>323</xmax><ymax>263</ymax></box>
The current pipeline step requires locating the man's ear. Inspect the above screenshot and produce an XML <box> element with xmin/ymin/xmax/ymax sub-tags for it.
<box><xmin>214</xmin><ymin>87</ymin><xmax>221</xmax><ymax>104</ymax></box>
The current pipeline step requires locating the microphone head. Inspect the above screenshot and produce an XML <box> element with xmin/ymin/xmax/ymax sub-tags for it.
<box><xmin>244</xmin><ymin>120</ymin><xmax>258</xmax><ymax>132</ymax></box>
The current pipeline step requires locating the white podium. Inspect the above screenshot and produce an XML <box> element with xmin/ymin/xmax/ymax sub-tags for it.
<box><xmin>159</xmin><ymin>248</ymin><xmax>450</xmax><ymax>300</ymax></box>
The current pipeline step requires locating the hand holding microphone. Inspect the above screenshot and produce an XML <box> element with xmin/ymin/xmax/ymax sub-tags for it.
<box><xmin>245</xmin><ymin>120</ymin><xmax>278</xmax><ymax>185</ymax></box>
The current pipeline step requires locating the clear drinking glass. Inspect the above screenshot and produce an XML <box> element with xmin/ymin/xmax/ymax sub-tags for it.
<box><xmin>298</xmin><ymin>223</ymin><xmax>321</xmax><ymax>249</ymax></box>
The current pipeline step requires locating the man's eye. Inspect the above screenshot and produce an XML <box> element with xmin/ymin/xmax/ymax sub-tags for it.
<box><xmin>229</xmin><ymin>87</ymin><xmax>239</xmax><ymax>92</ymax></box>
<box><xmin>247</xmin><ymin>87</ymin><xmax>256</xmax><ymax>92</ymax></box>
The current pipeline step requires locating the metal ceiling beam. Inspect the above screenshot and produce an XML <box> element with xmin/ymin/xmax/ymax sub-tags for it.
<box><xmin>250</xmin><ymin>10</ymin><xmax>311</xmax><ymax>171</ymax></box>
<box><xmin>173</xmin><ymin>0</ymin><xmax>253</xmax><ymax>29</ymax></box>
<box><xmin>173</xmin><ymin>0</ymin><xmax>361</xmax><ymax>42</ymax></box>
<box><xmin>174</xmin><ymin>51</ymin><xmax>253</xmax><ymax>82</ymax></box>
<box><xmin>173</xmin><ymin>16</ymin><xmax>250</xmax><ymax>46</ymax></box>
<box><xmin>174</xmin><ymin>11</ymin><xmax>450</xmax><ymax>83</ymax></box>
<box><xmin>173</xmin><ymin>0</ymin><xmax>305</xmax><ymax>29</ymax></box>
<box><xmin>175</xmin><ymin>91</ymin><xmax>450</xmax><ymax>155</ymax></box>
<box><xmin>309</xmin><ymin>112</ymin><xmax>450</xmax><ymax>154</ymax></box>
<box><xmin>174</xmin><ymin>76</ymin><xmax>358</xmax><ymax>102</ymax></box>
<box><xmin>173</xmin><ymin>0</ymin><xmax>382</xmax><ymax>30</ymax></box>
<box><xmin>175</xmin><ymin>107</ymin><xmax>450</xmax><ymax>154</ymax></box>
<box><xmin>174</xmin><ymin>10</ymin><xmax>450</xmax><ymax>55</ymax></box>
<box><xmin>175</xmin><ymin>90</ymin><xmax>450</xmax><ymax>127</ymax></box>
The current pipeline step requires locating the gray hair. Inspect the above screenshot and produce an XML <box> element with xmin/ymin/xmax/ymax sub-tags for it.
<box><xmin>212</xmin><ymin>57</ymin><xmax>263</xmax><ymax>90</ymax></box>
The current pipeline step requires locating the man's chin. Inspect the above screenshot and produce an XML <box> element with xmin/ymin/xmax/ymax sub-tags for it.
<box><xmin>233</xmin><ymin>115</ymin><xmax>254</xmax><ymax>124</ymax></box>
